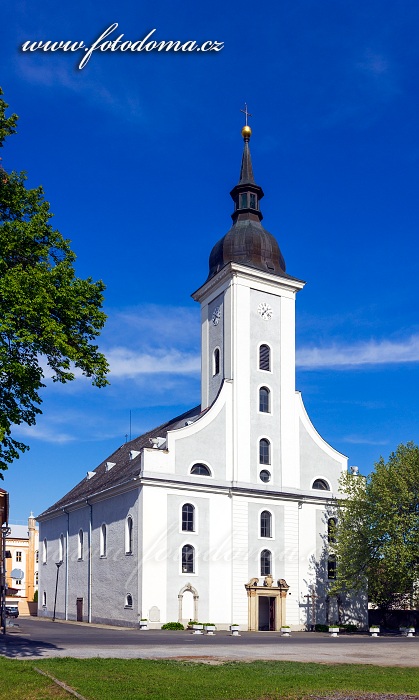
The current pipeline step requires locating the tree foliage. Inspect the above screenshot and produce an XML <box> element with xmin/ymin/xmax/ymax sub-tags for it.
<box><xmin>332</xmin><ymin>442</ymin><xmax>419</xmax><ymax>611</ymax></box>
<box><xmin>0</xmin><ymin>89</ymin><xmax>109</xmax><ymax>474</ymax></box>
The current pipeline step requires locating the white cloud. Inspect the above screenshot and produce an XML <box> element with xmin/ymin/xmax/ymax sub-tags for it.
<box><xmin>37</xmin><ymin>306</ymin><xmax>419</xmax><ymax>390</ymax></box>
<box><xmin>297</xmin><ymin>334</ymin><xmax>419</xmax><ymax>369</ymax></box>
<box><xmin>107</xmin><ymin>348</ymin><xmax>200</xmax><ymax>378</ymax></box>
<box><xmin>15</xmin><ymin>423</ymin><xmax>76</xmax><ymax>444</ymax></box>
<box><xmin>15</xmin><ymin>58</ymin><xmax>146</xmax><ymax>124</ymax></box>
<box><xmin>101</xmin><ymin>304</ymin><xmax>201</xmax><ymax>379</ymax></box>
<box><xmin>357</xmin><ymin>50</ymin><xmax>389</xmax><ymax>77</ymax></box>
<box><xmin>342</xmin><ymin>435</ymin><xmax>389</xmax><ymax>446</ymax></box>
<box><xmin>105</xmin><ymin>305</ymin><xmax>199</xmax><ymax>349</ymax></box>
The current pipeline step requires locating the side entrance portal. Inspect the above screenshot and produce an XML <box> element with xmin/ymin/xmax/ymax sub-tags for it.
<box><xmin>178</xmin><ymin>583</ymin><xmax>199</xmax><ymax>625</ymax></box>
<box><xmin>245</xmin><ymin>578</ymin><xmax>289</xmax><ymax>631</ymax></box>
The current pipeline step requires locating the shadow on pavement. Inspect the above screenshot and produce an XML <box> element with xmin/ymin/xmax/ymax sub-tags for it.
<box><xmin>0</xmin><ymin>629</ymin><xmax>64</xmax><ymax>659</ymax></box>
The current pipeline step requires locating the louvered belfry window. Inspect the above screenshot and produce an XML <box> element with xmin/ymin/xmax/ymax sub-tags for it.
<box><xmin>259</xmin><ymin>344</ymin><xmax>270</xmax><ymax>371</ymax></box>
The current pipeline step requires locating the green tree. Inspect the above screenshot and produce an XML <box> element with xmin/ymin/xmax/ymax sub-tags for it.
<box><xmin>0</xmin><ymin>89</ymin><xmax>109</xmax><ymax>474</ymax></box>
<box><xmin>332</xmin><ymin>442</ymin><xmax>419</xmax><ymax>614</ymax></box>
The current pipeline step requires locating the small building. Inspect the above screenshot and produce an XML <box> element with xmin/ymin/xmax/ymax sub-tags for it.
<box><xmin>38</xmin><ymin>124</ymin><xmax>367</xmax><ymax>630</ymax></box>
<box><xmin>5</xmin><ymin>514</ymin><xmax>39</xmax><ymax>615</ymax></box>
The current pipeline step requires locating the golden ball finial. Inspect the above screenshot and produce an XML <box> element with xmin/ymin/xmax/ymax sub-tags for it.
<box><xmin>241</xmin><ymin>125</ymin><xmax>252</xmax><ymax>140</ymax></box>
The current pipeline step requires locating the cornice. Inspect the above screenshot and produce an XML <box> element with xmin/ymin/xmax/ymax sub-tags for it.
<box><xmin>140</xmin><ymin>472</ymin><xmax>337</xmax><ymax>505</ymax></box>
<box><xmin>192</xmin><ymin>262</ymin><xmax>305</xmax><ymax>303</ymax></box>
<box><xmin>38</xmin><ymin>470</ymin><xmax>337</xmax><ymax>522</ymax></box>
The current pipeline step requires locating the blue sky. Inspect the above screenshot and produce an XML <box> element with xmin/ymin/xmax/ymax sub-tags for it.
<box><xmin>2</xmin><ymin>1</ymin><xmax>419</xmax><ymax>522</ymax></box>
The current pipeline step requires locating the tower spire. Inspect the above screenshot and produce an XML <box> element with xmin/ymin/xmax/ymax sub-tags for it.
<box><xmin>230</xmin><ymin>107</ymin><xmax>263</xmax><ymax>223</ymax></box>
<box><xmin>238</xmin><ymin>105</ymin><xmax>255</xmax><ymax>185</ymax></box>
<box><xmin>206</xmin><ymin>114</ymin><xmax>289</xmax><ymax>281</ymax></box>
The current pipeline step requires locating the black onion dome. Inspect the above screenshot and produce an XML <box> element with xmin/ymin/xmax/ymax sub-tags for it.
<box><xmin>208</xmin><ymin>219</ymin><xmax>286</xmax><ymax>278</ymax></box>
<box><xmin>207</xmin><ymin>124</ymin><xmax>288</xmax><ymax>281</ymax></box>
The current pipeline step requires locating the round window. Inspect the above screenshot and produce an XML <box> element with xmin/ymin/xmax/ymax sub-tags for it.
<box><xmin>259</xmin><ymin>469</ymin><xmax>271</xmax><ymax>483</ymax></box>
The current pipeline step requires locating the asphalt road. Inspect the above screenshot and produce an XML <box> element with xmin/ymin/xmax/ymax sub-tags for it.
<box><xmin>1</xmin><ymin>617</ymin><xmax>419</xmax><ymax>667</ymax></box>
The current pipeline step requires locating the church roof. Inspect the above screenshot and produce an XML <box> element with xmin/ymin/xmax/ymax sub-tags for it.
<box><xmin>37</xmin><ymin>405</ymin><xmax>203</xmax><ymax>519</ymax></box>
<box><xmin>207</xmin><ymin>122</ymin><xmax>299</xmax><ymax>283</ymax></box>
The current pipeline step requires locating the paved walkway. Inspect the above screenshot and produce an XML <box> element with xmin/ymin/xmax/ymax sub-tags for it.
<box><xmin>1</xmin><ymin>617</ymin><xmax>419</xmax><ymax>667</ymax></box>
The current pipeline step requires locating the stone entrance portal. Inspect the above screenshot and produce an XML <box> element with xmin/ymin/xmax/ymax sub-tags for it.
<box><xmin>245</xmin><ymin>577</ymin><xmax>289</xmax><ymax>631</ymax></box>
<box><xmin>178</xmin><ymin>583</ymin><xmax>198</xmax><ymax>625</ymax></box>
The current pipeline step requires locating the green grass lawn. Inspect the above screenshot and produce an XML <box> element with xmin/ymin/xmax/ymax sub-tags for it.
<box><xmin>1</xmin><ymin>658</ymin><xmax>419</xmax><ymax>700</ymax></box>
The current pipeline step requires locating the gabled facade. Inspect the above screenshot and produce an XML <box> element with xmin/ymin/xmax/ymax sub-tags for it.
<box><xmin>38</xmin><ymin>125</ymin><xmax>365</xmax><ymax>630</ymax></box>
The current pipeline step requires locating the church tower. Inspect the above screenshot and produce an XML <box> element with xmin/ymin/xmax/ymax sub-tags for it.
<box><xmin>192</xmin><ymin>122</ymin><xmax>305</xmax><ymax>489</ymax></box>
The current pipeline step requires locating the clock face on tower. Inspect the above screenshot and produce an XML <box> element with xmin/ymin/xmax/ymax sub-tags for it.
<box><xmin>212</xmin><ymin>306</ymin><xmax>221</xmax><ymax>325</ymax></box>
<box><xmin>257</xmin><ymin>302</ymin><xmax>273</xmax><ymax>320</ymax></box>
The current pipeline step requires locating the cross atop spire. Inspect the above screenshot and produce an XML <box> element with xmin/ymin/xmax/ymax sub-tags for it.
<box><xmin>240</xmin><ymin>103</ymin><xmax>252</xmax><ymax>126</ymax></box>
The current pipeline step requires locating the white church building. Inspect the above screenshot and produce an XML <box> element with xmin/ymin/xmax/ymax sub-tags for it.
<box><xmin>38</xmin><ymin>123</ymin><xmax>361</xmax><ymax>630</ymax></box>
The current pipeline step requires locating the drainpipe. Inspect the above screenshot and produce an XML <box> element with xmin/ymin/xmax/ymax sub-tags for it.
<box><xmin>136</xmin><ymin>477</ymin><xmax>141</xmax><ymax>625</ymax></box>
<box><xmin>229</xmin><ymin>486</ymin><xmax>233</xmax><ymax>627</ymax></box>
<box><xmin>87</xmin><ymin>500</ymin><xmax>93</xmax><ymax>623</ymax></box>
<box><xmin>63</xmin><ymin>508</ymin><xmax>69</xmax><ymax>620</ymax></box>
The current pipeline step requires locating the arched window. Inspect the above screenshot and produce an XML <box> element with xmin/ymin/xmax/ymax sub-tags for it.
<box><xmin>59</xmin><ymin>534</ymin><xmax>64</xmax><ymax>562</ymax></box>
<box><xmin>182</xmin><ymin>504</ymin><xmax>195</xmax><ymax>532</ymax></box>
<box><xmin>181</xmin><ymin>544</ymin><xmax>195</xmax><ymax>573</ymax></box>
<box><xmin>312</xmin><ymin>478</ymin><xmax>330</xmax><ymax>491</ymax></box>
<box><xmin>328</xmin><ymin>555</ymin><xmax>337</xmax><ymax>579</ymax></box>
<box><xmin>78</xmin><ymin>530</ymin><xmax>84</xmax><ymax>560</ymax></box>
<box><xmin>260</xmin><ymin>549</ymin><xmax>272</xmax><ymax>576</ymax></box>
<box><xmin>190</xmin><ymin>463</ymin><xmax>211</xmax><ymax>476</ymax></box>
<box><xmin>213</xmin><ymin>348</ymin><xmax>220</xmax><ymax>376</ymax></box>
<box><xmin>100</xmin><ymin>524</ymin><xmax>107</xmax><ymax>557</ymax></box>
<box><xmin>259</xmin><ymin>438</ymin><xmax>271</xmax><ymax>465</ymax></box>
<box><xmin>259</xmin><ymin>344</ymin><xmax>270</xmax><ymax>371</ymax></box>
<box><xmin>259</xmin><ymin>387</ymin><xmax>270</xmax><ymax>413</ymax></box>
<box><xmin>42</xmin><ymin>591</ymin><xmax>47</xmax><ymax>607</ymax></box>
<box><xmin>125</xmin><ymin>516</ymin><xmax>133</xmax><ymax>554</ymax></box>
<box><xmin>260</xmin><ymin>511</ymin><xmax>272</xmax><ymax>538</ymax></box>
<box><xmin>42</xmin><ymin>538</ymin><xmax>47</xmax><ymax>564</ymax></box>
<box><xmin>328</xmin><ymin>517</ymin><xmax>337</xmax><ymax>544</ymax></box>
<box><xmin>125</xmin><ymin>593</ymin><xmax>133</xmax><ymax>608</ymax></box>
